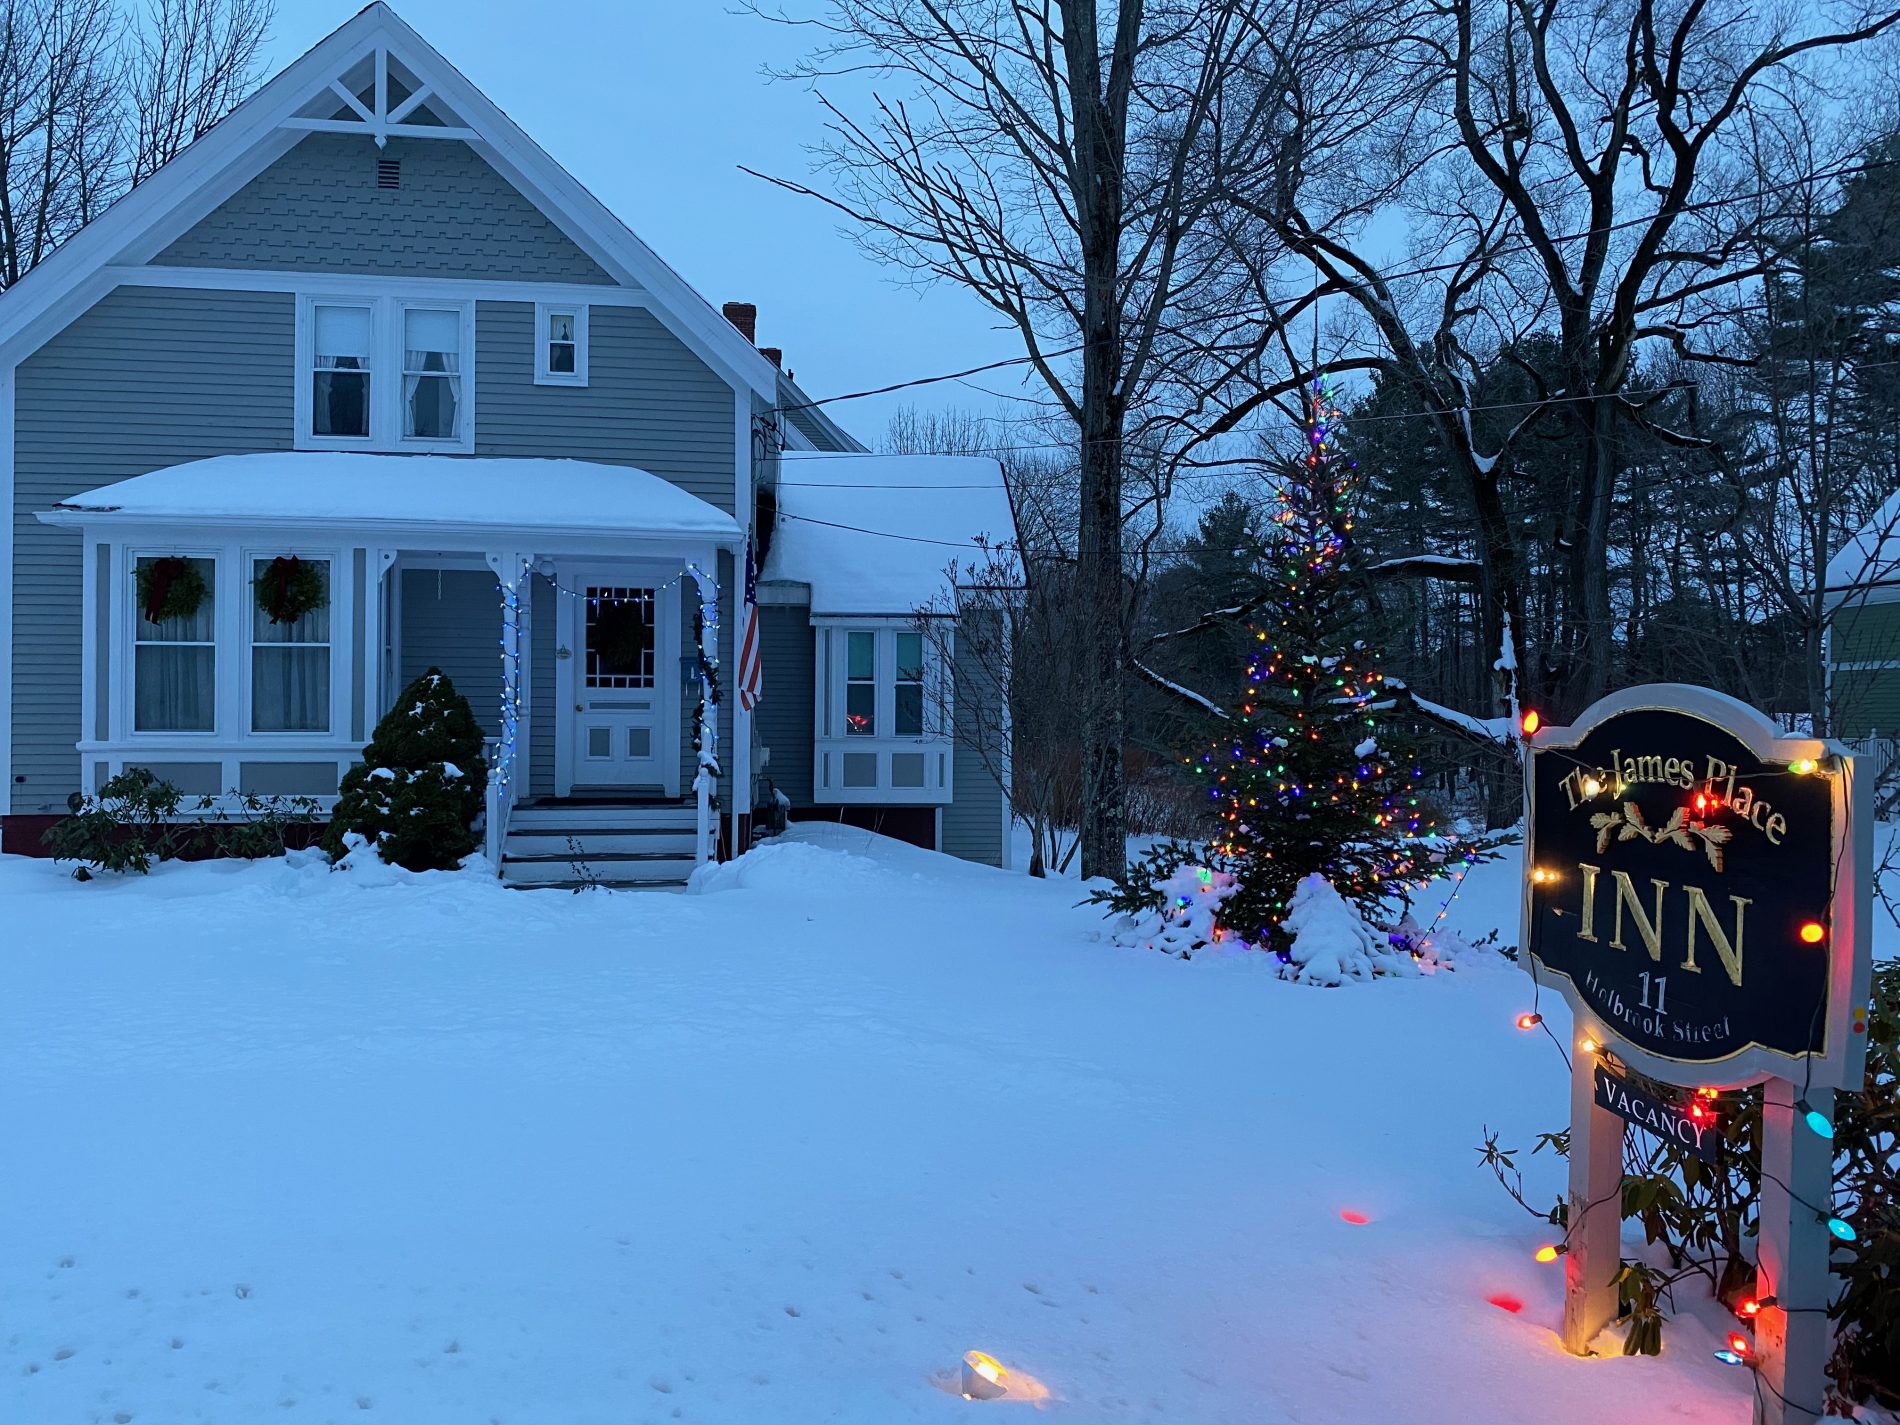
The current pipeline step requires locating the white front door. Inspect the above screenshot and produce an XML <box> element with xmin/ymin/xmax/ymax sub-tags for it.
<box><xmin>557</xmin><ymin>568</ymin><xmax>679</xmax><ymax>796</ymax></box>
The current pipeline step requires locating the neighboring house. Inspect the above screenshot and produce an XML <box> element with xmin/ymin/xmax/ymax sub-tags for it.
<box><xmin>0</xmin><ymin>3</ymin><xmax>1014</xmax><ymax>883</ymax></box>
<box><xmin>1820</xmin><ymin>499</ymin><xmax>1900</xmax><ymax>753</ymax></box>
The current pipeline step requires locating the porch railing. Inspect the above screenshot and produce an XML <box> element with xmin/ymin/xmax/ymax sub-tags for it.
<box><xmin>483</xmin><ymin>735</ymin><xmax>518</xmax><ymax>874</ymax></box>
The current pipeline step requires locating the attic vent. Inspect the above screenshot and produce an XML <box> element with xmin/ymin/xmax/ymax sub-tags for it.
<box><xmin>376</xmin><ymin>158</ymin><xmax>401</xmax><ymax>189</ymax></box>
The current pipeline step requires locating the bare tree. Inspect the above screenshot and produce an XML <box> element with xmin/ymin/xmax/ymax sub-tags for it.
<box><xmin>0</xmin><ymin>0</ymin><xmax>271</xmax><ymax>290</ymax></box>
<box><xmin>751</xmin><ymin>0</ymin><xmax>1307</xmax><ymax>878</ymax></box>
<box><xmin>1244</xmin><ymin>0</ymin><xmax>1900</xmax><ymax>723</ymax></box>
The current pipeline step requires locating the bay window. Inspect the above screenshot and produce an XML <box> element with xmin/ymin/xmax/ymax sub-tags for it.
<box><xmin>133</xmin><ymin>556</ymin><xmax>216</xmax><ymax>732</ymax></box>
<box><xmin>298</xmin><ymin>295</ymin><xmax>473</xmax><ymax>451</ymax></box>
<box><xmin>815</xmin><ymin>623</ymin><xmax>952</xmax><ymax>802</ymax></box>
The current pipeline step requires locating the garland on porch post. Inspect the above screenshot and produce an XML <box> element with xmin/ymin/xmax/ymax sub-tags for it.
<box><xmin>687</xmin><ymin>561</ymin><xmax>722</xmax><ymax>818</ymax></box>
<box><xmin>495</xmin><ymin>562</ymin><xmax>525</xmax><ymax>798</ymax></box>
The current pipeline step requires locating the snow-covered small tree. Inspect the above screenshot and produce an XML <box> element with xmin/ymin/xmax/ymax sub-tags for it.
<box><xmin>324</xmin><ymin>668</ymin><xmax>488</xmax><ymax>872</ymax></box>
<box><xmin>1194</xmin><ymin>379</ymin><xmax>1463</xmax><ymax>950</ymax></box>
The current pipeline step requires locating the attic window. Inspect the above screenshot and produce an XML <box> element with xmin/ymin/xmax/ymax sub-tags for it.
<box><xmin>376</xmin><ymin>159</ymin><xmax>401</xmax><ymax>190</ymax></box>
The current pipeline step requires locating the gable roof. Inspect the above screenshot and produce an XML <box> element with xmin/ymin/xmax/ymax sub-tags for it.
<box><xmin>763</xmin><ymin>453</ymin><xmax>1015</xmax><ymax>614</ymax></box>
<box><xmin>1826</xmin><ymin>492</ymin><xmax>1900</xmax><ymax>596</ymax></box>
<box><xmin>0</xmin><ymin>3</ymin><xmax>780</xmax><ymax>398</ymax></box>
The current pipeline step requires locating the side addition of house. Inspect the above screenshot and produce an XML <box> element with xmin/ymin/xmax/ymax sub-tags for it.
<box><xmin>0</xmin><ymin>4</ymin><xmax>1013</xmax><ymax>882</ymax></box>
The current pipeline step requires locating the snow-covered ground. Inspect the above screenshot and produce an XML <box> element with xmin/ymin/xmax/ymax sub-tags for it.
<box><xmin>0</xmin><ymin>826</ymin><xmax>1873</xmax><ymax>1424</ymax></box>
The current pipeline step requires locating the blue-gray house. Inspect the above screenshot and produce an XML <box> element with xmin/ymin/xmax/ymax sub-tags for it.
<box><xmin>0</xmin><ymin>4</ymin><xmax>1014</xmax><ymax>882</ymax></box>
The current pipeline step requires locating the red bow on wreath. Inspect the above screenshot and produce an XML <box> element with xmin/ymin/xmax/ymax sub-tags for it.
<box><xmin>143</xmin><ymin>556</ymin><xmax>184</xmax><ymax>624</ymax></box>
<box><xmin>264</xmin><ymin>555</ymin><xmax>301</xmax><ymax>624</ymax></box>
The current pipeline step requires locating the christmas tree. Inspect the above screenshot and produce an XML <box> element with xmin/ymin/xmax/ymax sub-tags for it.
<box><xmin>1195</xmin><ymin>378</ymin><xmax>1460</xmax><ymax>952</ymax></box>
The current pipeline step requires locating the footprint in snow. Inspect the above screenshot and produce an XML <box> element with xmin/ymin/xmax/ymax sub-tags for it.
<box><xmin>783</xmin><ymin>1305</ymin><xmax>801</xmax><ymax>1317</ymax></box>
<box><xmin>649</xmin><ymin>1376</ymin><xmax>673</xmax><ymax>1393</ymax></box>
<box><xmin>53</xmin><ymin>1347</ymin><xmax>74</xmax><ymax>1361</ymax></box>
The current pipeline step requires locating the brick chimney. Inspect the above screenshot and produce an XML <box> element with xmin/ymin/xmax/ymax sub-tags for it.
<box><xmin>721</xmin><ymin>302</ymin><xmax>757</xmax><ymax>343</ymax></box>
<box><xmin>760</xmin><ymin>346</ymin><xmax>783</xmax><ymax>368</ymax></box>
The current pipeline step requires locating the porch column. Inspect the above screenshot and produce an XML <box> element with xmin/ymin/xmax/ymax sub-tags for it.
<box><xmin>686</xmin><ymin>554</ymin><xmax>722</xmax><ymax>865</ymax></box>
<box><xmin>483</xmin><ymin>549</ymin><xmax>532</xmax><ymax>809</ymax></box>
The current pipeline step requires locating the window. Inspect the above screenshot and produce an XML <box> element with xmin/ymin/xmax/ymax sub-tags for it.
<box><xmin>845</xmin><ymin>630</ymin><xmax>876</xmax><ymax>735</ymax></box>
<box><xmin>534</xmin><ymin>302</ymin><xmax>588</xmax><ymax>385</ymax></box>
<box><xmin>134</xmin><ymin>556</ymin><xmax>216</xmax><ymax>732</ymax></box>
<box><xmin>251</xmin><ymin>558</ymin><xmax>331</xmax><ymax>733</ymax></box>
<box><xmin>298</xmin><ymin>295</ymin><xmax>473</xmax><ymax>450</ymax></box>
<box><xmin>402</xmin><ymin>307</ymin><xmax>463</xmax><ymax>441</ymax></box>
<box><xmin>895</xmin><ymin>631</ymin><xmax>924</xmax><ymax>737</ymax></box>
<box><xmin>312</xmin><ymin>304</ymin><xmax>372</xmax><ymax>438</ymax></box>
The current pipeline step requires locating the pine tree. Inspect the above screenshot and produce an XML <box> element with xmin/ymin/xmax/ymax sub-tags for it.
<box><xmin>1195</xmin><ymin>380</ymin><xmax>1457</xmax><ymax>950</ymax></box>
<box><xmin>324</xmin><ymin>667</ymin><xmax>489</xmax><ymax>871</ymax></box>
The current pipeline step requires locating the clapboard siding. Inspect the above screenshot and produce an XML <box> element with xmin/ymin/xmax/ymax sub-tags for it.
<box><xmin>11</xmin><ymin>286</ymin><xmax>295</xmax><ymax>812</ymax></box>
<box><xmin>475</xmin><ymin>302</ymin><xmax>736</xmax><ymax>513</ymax></box>
<box><xmin>156</xmin><ymin>133</ymin><xmax>612</xmax><ymax>283</ymax></box>
<box><xmin>942</xmin><ymin>615</ymin><xmax>1006</xmax><ymax>866</ymax></box>
<box><xmin>756</xmin><ymin>605</ymin><xmax>815</xmax><ymax>805</ymax></box>
<box><xmin>399</xmin><ymin>569</ymin><xmax>502</xmax><ymax>738</ymax></box>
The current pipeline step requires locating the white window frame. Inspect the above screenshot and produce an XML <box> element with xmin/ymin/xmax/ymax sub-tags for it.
<box><xmin>533</xmin><ymin>301</ymin><xmax>588</xmax><ymax>386</ymax></box>
<box><xmin>244</xmin><ymin>549</ymin><xmax>340</xmax><ymax>736</ymax></box>
<box><xmin>127</xmin><ymin>549</ymin><xmax>221</xmax><ymax>737</ymax></box>
<box><xmin>295</xmin><ymin>294</ymin><xmax>476</xmax><ymax>453</ymax></box>
<box><xmin>812</xmin><ymin>621</ymin><xmax>953</xmax><ymax>804</ymax></box>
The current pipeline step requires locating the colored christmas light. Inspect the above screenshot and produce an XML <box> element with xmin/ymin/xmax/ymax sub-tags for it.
<box><xmin>1519</xmin><ymin>709</ymin><xmax>1540</xmax><ymax>736</ymax></box>
<box><xmin>1827</xmin><ymin>1215</ymin><xmax>1858</xmax><ymax>1243</ymax></box>
<box><xmin>1799</xmin><ymin>921</ymin><xmax>1826</xmax><ymax>945</ymax></box>
<box><xmin>1517</xmin><ymin>1012</ymin><xmax>1542</xmax><ymax>1030</ymax></box>
<box><xmin>1798</xmin><ymin>1100</ymin><xmax>1834</xmax><ymax>1139</ymax></box>
<box><xmin>1534</xmin><ymin>1244</ymin><xmax>1561</xmax><ymax>1263</ymax></box>
<box><xmin>1713</xmin><ymin>1349</ymin><xmax>1747</xmax><ymax>1367</ymax></box>
<box><xmin>1790</xmin><ymin>757</ymin><xmax>1818</xmax><ymax>774</ymax></box>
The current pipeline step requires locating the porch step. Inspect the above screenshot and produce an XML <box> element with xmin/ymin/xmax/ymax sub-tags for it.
<box><xmin>509</xmin><ymin>802</ymin><xmax>697</xmax><ymax>831</ymax></box>
<box><xmin>500</xmin><ymin>849</ymin><xmax>698</xmax><ymax>888</ymax></box>
<box><xmin>504</xmin><ymin>825</ymin><xmax>699</xmax><ymax>857</ymax></box>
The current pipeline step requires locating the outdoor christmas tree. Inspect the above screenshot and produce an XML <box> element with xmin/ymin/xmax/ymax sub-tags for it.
<box><xmin>1194</xmin><ymin>378</ymin><xmax>1461</xmax><ymax>952</ymax></box>
<box><xmin>324</xmin><ymin>667</ymin><xmax>489</xmax><ymax>872</ymax></box>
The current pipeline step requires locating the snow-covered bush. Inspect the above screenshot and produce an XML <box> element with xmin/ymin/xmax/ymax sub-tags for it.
<box><xmin>43</xmin><ymin>767</ymin><xmax>192</xmax><ymax>878</ymax></box>
<box><xmin>1106</xmin><ymin>857</ymin><xmax>1240</xmax><ymax>959</ymax></box>
<box><xmin>1278</xmin><ymin>873</ymin><xmax>1417</xmax><ymax>984</ymax></box>
<box><xmin>323</xmin><ymin>668</ymin><xmax>488</xmax><ymax>872</ymax></box>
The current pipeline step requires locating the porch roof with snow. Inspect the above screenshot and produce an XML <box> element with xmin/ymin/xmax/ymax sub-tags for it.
<box><xmin>37</xmin><ymin>452</ymin><xmax>742</xmax><ymax>549</ymax></box>
<box><xmin>763</xmin><ymin>452</ymin><xmax>1016</xmax><ymax>615</ymax></box>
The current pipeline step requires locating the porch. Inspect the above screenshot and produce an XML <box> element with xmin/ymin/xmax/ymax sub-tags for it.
<box><xmin>38</xmin><ymin>452</ymin><xmax>746</xmax><ymax>880</ymax></box>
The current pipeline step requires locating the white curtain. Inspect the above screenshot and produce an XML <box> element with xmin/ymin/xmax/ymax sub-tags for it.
<box><xmin>252</xmin><ymin>560</ymin><xmax>330</xmax><ymax>732</ymax></box>
<box><xmin>403</xmin><ymin>307</ymin><xmax>461</xmax><ymax>439</ymax></box>
<box><xmin>134</xmin><ymin>558</ymin><xmax>216</xmax><ymax>732</ymax></box>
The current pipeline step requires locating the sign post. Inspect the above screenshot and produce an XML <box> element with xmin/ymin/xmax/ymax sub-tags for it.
<box><xmin>1521</xmin><ymin>685</ymin><xmax>1872</xmax><ymax>1425</ymax></box>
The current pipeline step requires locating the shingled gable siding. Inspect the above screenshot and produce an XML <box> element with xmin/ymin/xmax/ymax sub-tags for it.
<box><xmin>10</xmin><ymin>286</ymin><xmax>295</xmax><ymax>813</ymax></box>
<box><xmin>154</xmin><ymin>133</ymin><xmax>613</xmax><ymax>284</ymax></box>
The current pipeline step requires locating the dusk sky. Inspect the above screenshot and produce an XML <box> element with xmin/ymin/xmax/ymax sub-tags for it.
<box><xmin>268</xmin><ymin>0</ymin><xmax>1030</xmax><ymax>445</ymax></box>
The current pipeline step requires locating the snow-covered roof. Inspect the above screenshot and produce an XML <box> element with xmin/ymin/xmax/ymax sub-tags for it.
<box><xmin>1825</xmin><ymin>490</ymin><xmax>1900</xmax><ymax>594</ymax></box>
<box><xmin>39</xmin><ymin>453</ymin><xmax>741</xmax><ymax>545</ymax></box>
<box><xmin>763</xmin><ymin>453</ymin><xmax>1016</xmax><ymax>614</ymax></box>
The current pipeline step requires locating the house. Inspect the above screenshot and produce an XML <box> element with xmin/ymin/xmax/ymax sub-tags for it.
<box><xmin>0</xmin><ymin>4</ymin><xmax>1014</xmax><ymax>883</ymax></box>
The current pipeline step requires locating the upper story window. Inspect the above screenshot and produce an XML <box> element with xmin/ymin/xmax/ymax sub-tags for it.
<box><xmin>534</xmin><ymin>301</ymin><xmax>588</xmax><ymax>386</ymax></box>
<box><xmin>297</xmin><ymin>295</ymin><xmax>474</xmax><ymax>452</ymax></box>
<box><xmin>312</xmin><ymin>304</ymin><xmax>372</xmax><ymax>438</ymax></box>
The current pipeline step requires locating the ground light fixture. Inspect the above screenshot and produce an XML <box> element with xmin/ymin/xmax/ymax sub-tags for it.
<box><xmin>961</xmin><ymin>1350</ymin><xmax>1009</xmax><ymax>1400</ymax></box>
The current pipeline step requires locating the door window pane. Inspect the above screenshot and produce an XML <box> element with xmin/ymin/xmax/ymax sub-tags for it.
<box><xmin>251</xmin><ymin>559</ymin><xmax>330</xmax><ymax>732</ymax></box>
<box><xmin>895</xmin><ymin>630</ymin><xmax>924</xmax><ymax>736</ymax></box>
<box><xmin>403</xmin><ymin>307</ymin><xmax>462</xmax><ymax>439</ymax></box>
<box><xmin>845</xmin><ymin>630</ymin><xmax>875</xmax><ymax>735</ymax></box>
<box><xmin>585</xmin><ymin>587</ymin><xmax>655</xmax><ymax>689</ymax></box>
<box><xmin>313</xmin><ymin>304</ymin><xmax>371</xmax><ymax>437</ymax></box>
<box><xmin>134</xmin><ymin>557</ymin><xmax>216</xmax><ymax>731</ymax></box>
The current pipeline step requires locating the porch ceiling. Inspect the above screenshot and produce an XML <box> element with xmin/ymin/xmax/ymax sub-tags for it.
<box><xmin>38</xmin><ymin>452</ymin><xmax>741</xmax><ymax>547</ymax></box>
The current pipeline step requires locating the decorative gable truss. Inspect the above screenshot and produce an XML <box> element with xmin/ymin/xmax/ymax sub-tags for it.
<box><xmin>288</xmin><ymin>45</ymin><xmax>475</xmax><ymax>148</ymax></box>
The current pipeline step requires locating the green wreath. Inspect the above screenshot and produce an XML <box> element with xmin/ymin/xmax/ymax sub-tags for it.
<box><xmin>592</xmin><ymin>596</ymin><xmax>654</xmax><ymax>673</ymax></box>
<box><xmin>136</xmin><ymin>557</ymin><xmax>209</xmax><ymax>625</ymax></box>
<box><xmin>254</xmin><ymin>556</ymin><xmax>328</xmax><ymax>625</ymax></box>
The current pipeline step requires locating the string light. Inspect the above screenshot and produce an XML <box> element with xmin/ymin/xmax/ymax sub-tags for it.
<box><xmin>1519</xmin><ymin>709</ymin><xmax>1540</xmax><ymax>737</ymax></box>
<box><xmin>1534</xmin><ymin>1244</ymin><xmax>1562</xmax><ymax>1263</ymax></box>
<box><xmin>1790</xmin><ymin>758</ymin><xmax>1818</xmax><ymax>774</ymax></box>
<box><xmin>1517</xmin><ymin>1012</ymin><xmax>1542</xmax><ymax>1030</ymax></box>
<box><xmin>1827</xmin><ymin>1215</ymin><xmax>1858</xmax><ymax>1243</ymax></box>
<box><xmin>1581</xmin><ymin>776</ymin><xmax>1603</xmax><ymax>798</ymax></box>
<box><xmin>1713</xmin><ymin>1349</ymin><xmax>1748</xmax><ymax>1367</ymax></box>
<box><xmin>1797</xmin><ymin>1099</ymin><xmax>1835</xmax><ymax>1139</ymax></box>
<box><xmin>1799</xmin><ymin>920</ymin><xmax>1826</xmax><ymax>945</ymax></box>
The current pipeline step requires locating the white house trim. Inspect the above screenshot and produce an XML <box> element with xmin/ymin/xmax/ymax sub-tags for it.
<box><xmin>108</xmin><ymin>264</ymin><xmax>648</xmax><ymax>307</ymax></box>
<box><xmin>0</xmin><ymin>365</ymin><xmax>11</xmax><ymax>815</ymax></box>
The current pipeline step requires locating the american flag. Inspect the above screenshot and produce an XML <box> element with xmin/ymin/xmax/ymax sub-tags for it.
<box><xmin>737</xmin><ymin>537</ymin><xmax>763</xmax><ymax>711</ymax></box>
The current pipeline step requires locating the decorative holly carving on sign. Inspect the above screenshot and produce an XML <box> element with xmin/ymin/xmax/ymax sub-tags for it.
<box><xmin>1590</xmin><ymin>801</ymin><xmax>1732</xmax><ymax>872</ymax></box>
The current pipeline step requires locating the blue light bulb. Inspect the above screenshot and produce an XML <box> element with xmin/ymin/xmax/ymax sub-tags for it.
<box><xmin>1827</xmin><ymin>1216</ymin><xmax>1857</xmax><ymax>1242</ymax></box>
